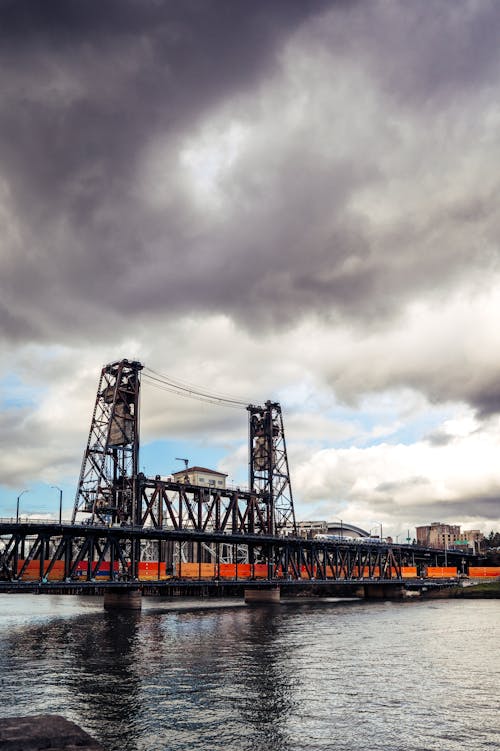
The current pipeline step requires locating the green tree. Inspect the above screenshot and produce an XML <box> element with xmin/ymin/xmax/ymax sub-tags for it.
<box><xmin>484</xmin><ymin>531</ymin><xmax>500</xmax><ymax>549</ymax></box>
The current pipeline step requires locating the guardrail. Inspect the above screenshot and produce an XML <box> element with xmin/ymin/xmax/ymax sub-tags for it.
<box><xmin>0</xmin><ymin>517</ymin><xmax>87</xmax><ymax>526</ymax></box>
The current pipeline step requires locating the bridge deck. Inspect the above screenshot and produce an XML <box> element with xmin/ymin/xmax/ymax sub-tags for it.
<box><xmin>0</xmin><ymin>520</ymin><xmax>475</xmax><ymax>591</ymax></box>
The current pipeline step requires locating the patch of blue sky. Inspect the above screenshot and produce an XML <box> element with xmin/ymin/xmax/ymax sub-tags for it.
<box><xmin>287</xmin><ymin>391</ymin><xmax>456</xmax><ymax>450</ymax></box>
<box><xmin>275</xmin><ymin>379</ymin><xmax>319</xmax><ymax>410</ymax></box>
<box><xmin>140</xmin><ymin>438</ymin><xmax>242</xmax><ymax>481</ymax></box>
<box><xmin>0</xmin><ymin>373</ymin><xmax>46</xmax><ymax>410</ymax></box>
<box><xmin>0</xmin><ymin>439</ymin><xmax>248</xmax><ymax>519</ymax></box>
<box><xmin>0</xmin><ymin>480</ymin><xmax>75</xmax><ymax>521</ymax></box>
<box><xmin>352</xmin><ymin>391</ymin><xmax>456</xmax><ymax>447</ymax></box>
<box><xmin>373</xmin><ymin>408</ymin><xmax>454</xmax><ymax>446</ymax></box>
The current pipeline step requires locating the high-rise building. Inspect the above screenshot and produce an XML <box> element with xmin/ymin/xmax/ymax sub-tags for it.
<box><xmin>416</xmin><ymin>522</ymin><xmax>461</xmax><ymax>549</ymax></box>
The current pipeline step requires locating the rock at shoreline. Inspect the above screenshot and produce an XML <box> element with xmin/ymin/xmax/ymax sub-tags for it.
<box><xmin>0</xmin><ymin>715</ymin><xmax>104</xmax><ymax>750</ymax></box>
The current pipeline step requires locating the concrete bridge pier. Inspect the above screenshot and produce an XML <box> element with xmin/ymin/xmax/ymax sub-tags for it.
<box><xmin>103</xmin><ymin>587</ymin><xmax>142</xmax><ymax>610</ymax></box>
<box><xmin>244</xmin><ymin>586</ymin><xmax>280</xmax><ymax>604</ymax></box>
<box><xmin>356</xmin><ymin>584</ymin><xmax>406</xmax><ymax>600</ymax></box>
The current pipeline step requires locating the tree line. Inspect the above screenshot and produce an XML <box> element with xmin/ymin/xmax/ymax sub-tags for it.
<box><xmin>483</xmin><ymin>531</ymin><xmax>500</xmax><ymax>549</ymax></box>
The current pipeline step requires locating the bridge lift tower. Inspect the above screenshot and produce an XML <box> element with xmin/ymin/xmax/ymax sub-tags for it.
<box><xmin>248</xmin><ymin>402</ymin><xmax>296</xmax><ymax>535</ymax></box>
<box><xmin>72</xmin><ymin>358</ymin><xmax>296</xmax><ymax>537</ymax></box>
<box><xmin>72</xmin><ymin>359</ymin><xmax>143</xmax><ymax>525</ymax></box>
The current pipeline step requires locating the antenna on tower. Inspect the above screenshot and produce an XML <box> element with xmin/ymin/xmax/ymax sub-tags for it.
<box><xmin>175</xmin><ymin>457</ymin><xmax>190</xmax><ymax>482</ymax></box>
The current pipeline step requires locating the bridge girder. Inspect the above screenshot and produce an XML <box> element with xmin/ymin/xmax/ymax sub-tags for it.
<box><xmin>0</xmin><ymin>521</ymin><xmax>472</xmax><ymax>586</ymax></box>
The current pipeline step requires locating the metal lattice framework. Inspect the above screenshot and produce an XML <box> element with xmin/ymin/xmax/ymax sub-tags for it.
<box><xmin>1</xmin><ymin>359</ymin><xmax>477</xmax><ymax>593</ymax></box>
<box><xmin>72</xmin><ymin>359</ymin><xmax>297</xmax><ymax>541</ymax></box>
<box><xmin>248</xmin><ymin>401</ymin><xmax>296</xmax><ymax>535</ymax></box>
<box><xmin>139</xmin><ymin>478</ymin><xmax>271</xmax><ymax>535</ymax></box>
<box><xmin>72</xmin><ymin>359</ymin><xmax>143</xmax><ymax>525</ymax></box>
<box><xmin>0</xmin><ymin>520</ymin><xmax>472</xmax><ymax>586</ymax></box>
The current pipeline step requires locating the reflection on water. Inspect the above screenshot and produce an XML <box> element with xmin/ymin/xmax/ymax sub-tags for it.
<box><xmin>0</xmin><ymin>595</ymin><xmax>498</xmax><ymax>751</ymax></box>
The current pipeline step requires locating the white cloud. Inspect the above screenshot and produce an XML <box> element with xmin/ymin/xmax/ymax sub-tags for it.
<box><xmin>293</xmin><ymin>411</ymin><xmax>500</xmax><ymax>536</ymax></box>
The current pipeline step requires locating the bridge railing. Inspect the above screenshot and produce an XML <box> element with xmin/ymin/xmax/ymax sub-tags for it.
<box><xmin>0</xmin><ymin>517</ymin><xmax>92</xmax><ymax>526</ymax></box>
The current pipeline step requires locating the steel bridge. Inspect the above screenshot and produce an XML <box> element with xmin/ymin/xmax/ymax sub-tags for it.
<box><xmin>0</xmin><ymin>518</ymin><xmax>472</xmax><ymax>593</ymax></box>
<box><xmin>0</xmin><ymin>359</ymin><xmax>475</xmax><ymax>603</ymax></box>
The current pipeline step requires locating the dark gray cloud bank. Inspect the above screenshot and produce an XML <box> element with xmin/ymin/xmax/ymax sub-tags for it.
<box><xmin>1</xmin><ymin>0</ymin><xmax>500</xmax><ymax>417</ymax></box>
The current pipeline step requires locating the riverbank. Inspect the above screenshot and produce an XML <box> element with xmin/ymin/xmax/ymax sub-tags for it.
<box><xmin>456</xmin><ymin>579</ymin><xmax>500</xmax><ymax>597</ymax></box>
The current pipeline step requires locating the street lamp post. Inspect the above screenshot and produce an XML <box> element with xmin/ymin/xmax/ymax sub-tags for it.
<box><xmin>16</xmin><ymin>489</ymin><xmax>28</xmax><ymax>523</ymax></box>
<box><xmin>371</xmin><ymin>520</ymin><xmax>383</xmax><ymax>541</ymax></box>
<box><xmin>51</xmin><ymin>486</ymin><xmax>63</xmax><ymax>524</ymax></box>
<box><xmin>331</xmin><ymin>516</ymin><xmax>344</xmax><ymax>539</ymax></box>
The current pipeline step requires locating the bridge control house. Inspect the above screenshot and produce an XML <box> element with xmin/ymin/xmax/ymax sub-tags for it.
<box><xmin>172</xmin><ymin>466</ymin><xmax>228</xmax><ymax>489</ymax></box>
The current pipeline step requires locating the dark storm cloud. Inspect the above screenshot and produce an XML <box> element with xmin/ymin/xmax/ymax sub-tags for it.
<box><xmin>376</xmin><ymin>494</ymin><xmax>500</xmax><ymax>524</ymax></box>
<box><xmin>465</xmin><ymin>380</ymin><xmax>500</xmax><ymax>421</ymax></box>
<box><xmin>314</xmin><ymin>0</ymin><xmax>500</xmax><ymax>105</ymax></box>
<box><xmin>424</xmin><ymin>430</ymin><xmax>454</xmax><ymax>448</ymax></box>
<box><xmin>395</xmin><ymin>368</ymin><xmax>500</xmax><ymax>421</ymax></box>
<box><xmin>1</xmin><ymin>0</ymin><xmax>500</xmax><ymax>415</ymax></box>
<box><xmin>0</xmin><ymin>405</ymin><xmax>78</xmax><ymax>486</ymax></box>
<box><xmin>375</xmin><ymin>476</ymin><xmax>431</xmax><ymax>494</ymax></box>
<box><xmin>0</xmin><ymin>0</ymin><xmax>332</xmax><ymax>338</ymax></box>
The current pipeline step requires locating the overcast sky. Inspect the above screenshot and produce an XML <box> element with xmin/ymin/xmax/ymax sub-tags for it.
<box><xmin>1</xmin><ymin>0</ymin><xmax>499</xmax><ymax>538</ymax></box>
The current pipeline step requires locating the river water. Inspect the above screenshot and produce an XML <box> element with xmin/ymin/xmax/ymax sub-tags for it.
<box><xmin>0</xmin><ymin>594</ymin><xmax>498</xmax><ymax>751</ymax></box>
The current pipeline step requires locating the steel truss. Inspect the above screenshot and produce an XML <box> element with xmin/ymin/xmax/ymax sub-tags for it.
<box><xmin>0</xmin><ymin>522</ymin><xmax>464</xmax><ymax>585</ymax></box>
<box><xmin>269</xmin><ymin>540</ymin><xmax>404</xmax><ymax>580</ymax></box>
<box><xmin>248</xmin><ymin>401</ymin><xmax>296</xmax><ymax>535</ymax></box>
<box><xmin>0</xmin><ymin>525</ymin><xmax>139</xmax><ymax>582</ymax></box>
<box><xmin>138</xmin><ymin>477</ymin><xmax>277</xmax><ymax>535</ymax></box>
<box><xmin>73</xmin><ymin>359</ymin><xmax>143</xmax><ymax>525</ymax></box>
<box><xmin>72</xmin><ymin>359</ymin><xmax>298</xmax><ymax>542</ymax></box>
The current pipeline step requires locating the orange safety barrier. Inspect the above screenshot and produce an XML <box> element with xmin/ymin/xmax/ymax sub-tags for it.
<box><xmin>357</xmin><ymin>566</ymin><xmax>381</xmax><ymax>578</ymax></box>
<box><xmin>177</xmin><ymin>562</ymin><xmax>216</xmax><ymax>579</ymax></box>
<box><xmin>234</xmin><ymin>563</ymin><xmax>251</xmax><ymax>578</ymax></box>
<box><xmin>138</xmin><ymin>561</ymin><xmax>169</xmax><ymax>581</ymax></box>
<box><xmin>15</xmin><ymin>560</ymin><xmax>66</xmax><ymax>581</ymax></box>
<box><xmin>468</xmin><ymin>567</ymin><xmax>500</xmax><ymax>578</ymax></box>
<box><xmin>217</xmin><ymin>563</ymin><xmax>264</xmax><ymax>579</ymax></box>
<box><xmin>350</xmin><ymin>566</ymin><xmax>381</xmax><ymax>578</ymax></box>
<box><xmin>160</xmin><ymin>563</ymin><xmax>420</xmax><ymax>581</ymax></box>
<box><xmin>426</xmin><ymin>566</ymin><xmax>457</xmax><ymax>578</ymax></box>
<box><xmin>176</xmin><ymin>561</ymin><xmax>272</xmax><ymax>580</ymax></box>
<box><xmin>253</xmin><ymin>564</ymin><xmax>268</xmax><ymax>579</ymax></box>
<box><xmin>74</xmin><ymin>561</ymin><xmax>121</xmax><ymax>580</ymax></box>
<box><xmin>401</xmin><ymin>566</ymin><xmax>417</xmax><ymax>578</ymax></box>
<box><xmin>218</xmin><ymin>563</ymin><xmax>236</xmax><ymax>578</ymax></box>
<box><xmin>14</xmin><ymin>559</ymin><xmax>172</xmax><ymax>582</ymax></box>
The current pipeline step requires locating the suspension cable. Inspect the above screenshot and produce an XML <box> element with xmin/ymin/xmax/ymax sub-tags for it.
<box><xmin>142</xmin><ymin>367</ymin><xmax>256</xmax><ymax>408</ymax></box>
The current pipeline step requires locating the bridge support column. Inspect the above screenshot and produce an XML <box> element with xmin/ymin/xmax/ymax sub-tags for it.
<box><xmin>360</xmin><ymin>584</ymin><xmax>406</xmax><ymax>600</ymax></box>
<box><xmin>103</xmin><ymin>588</ymin><xmax>142</xmax><ymax>610</ymax></box>
<box><xmin>244</xmin><ymin>586</ymin><xmax>280</xmax><ymax>604</ymax></box>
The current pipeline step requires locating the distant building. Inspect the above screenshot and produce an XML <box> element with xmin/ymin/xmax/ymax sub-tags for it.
<box><xmin>297</xmin><ymin>520</ymin><xmax>328</xmax><ymax>538</ymax></box>
<box><xmin>461</xmin><ymin>529</ymin><xmax>484</xmax><ymax>554</ymax></box>
<box><xmin>416</xmin><ymin>522</ymin><xmax>482</xmax><ymax>552</ymax></box>
<box><xmin>297</xmin><ymin>520</ymin><xmax>370</xmax><ymax>539</ymax></box>
<box><xmin>326</xmin><ymin>521</ymin><xmax>370</xmax><ymax>538</ymax></box>
<box><xmin>416</xmin><ymin>523</ymin><xmax>460</xmax><ymax>549</ymax></box>
<box><xmin>172</xmin><ymin>466</ymin><xmax>228</xmax><ymax>489</ymax></box>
